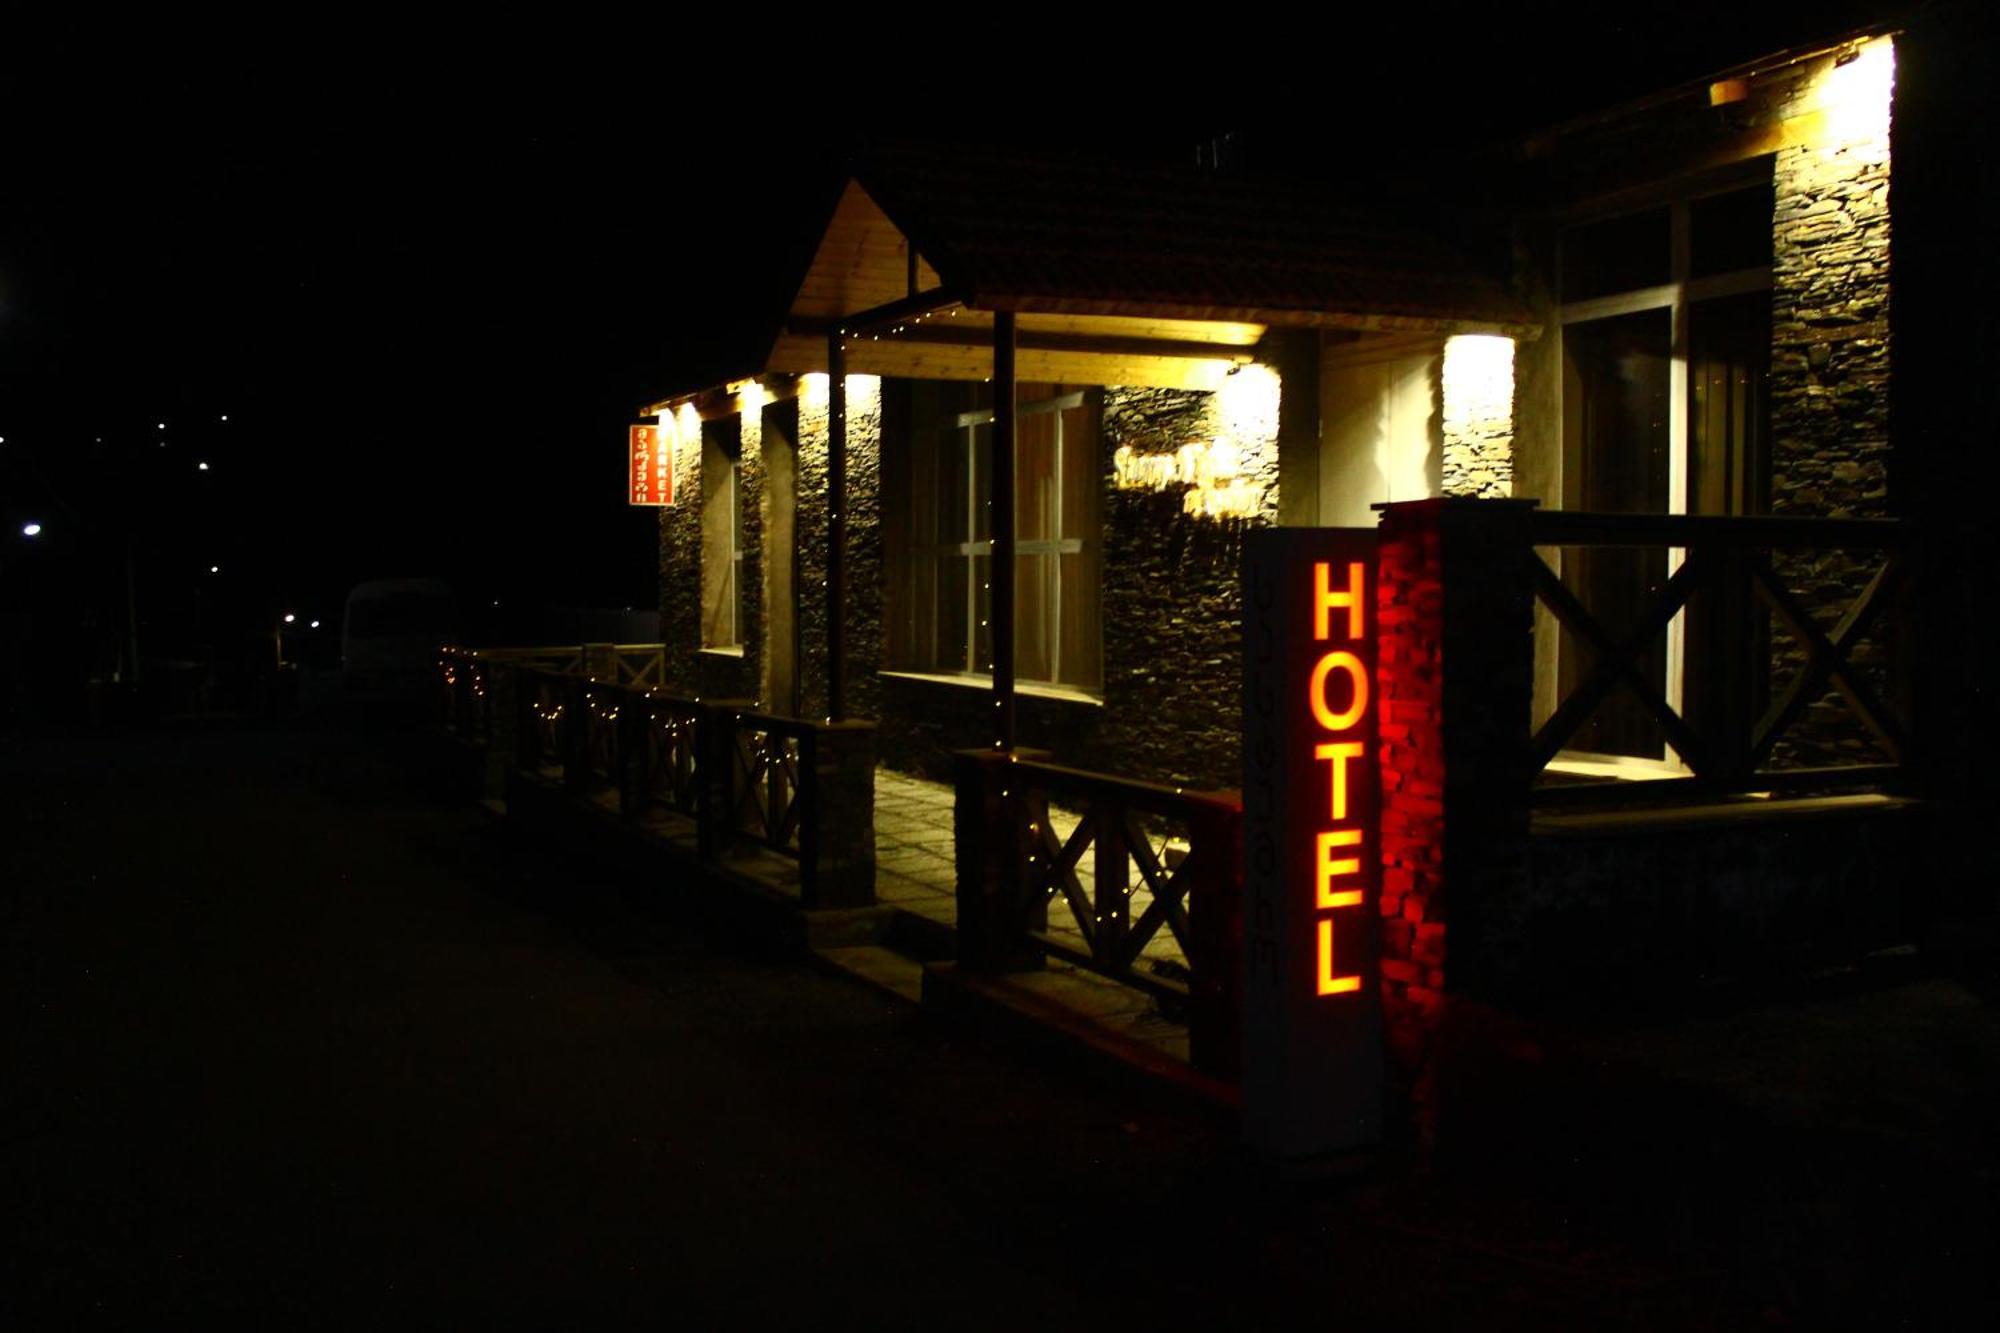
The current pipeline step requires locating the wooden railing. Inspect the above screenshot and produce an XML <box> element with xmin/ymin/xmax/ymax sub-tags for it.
<box><xmin>957</xmin><ymin>752</ymin><xmax>1241</xmax><ymax>1078</ymax></box>
<box><xmin>437</xmin><ymin>645</ymin><xmax>873</xmax><ymax>907</ymax></box>
<box><xmin>723</xmin><ymin>709</ymin><xmax>814</xmax><ymax>862</ymax></box>
<box><xmin>1527</xmin><ymin>511</ymin><xmax>1910</xmax><ymax>805</ymax></box>
<box><xmin>519</xmin><ymin>669</ymin><xmax>570</xmax><ymax>777</ymax></box>
<box><xmin>631</xmin><ymin>692</ymin><xmax>702</xmax><ymax>819</ymax></box>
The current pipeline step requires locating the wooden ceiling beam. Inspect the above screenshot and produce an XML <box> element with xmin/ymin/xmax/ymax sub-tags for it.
<box><xmin>787</xmin><ymin>319</ymin><xmax>1258</xmax><ymax>362</ymax></box>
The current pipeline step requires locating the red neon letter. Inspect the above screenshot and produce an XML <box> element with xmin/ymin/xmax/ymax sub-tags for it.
<box><xmin>1309</xmin><ymin>651</ymin><xmax>1368</xmax><ymax>732</ymax></box>
<box><xmin>1316</xmin><ymin>829</ymin><xmax>1363</xmax><ymax>907</ymax></box>
<box><xmin>1317</xmin><ymin>918</ymin><xmax>1362</xmax><ymax>995</ymax></box>
<box><xmin>1314</xmin><ymin>740</ymin><xmax>1364</xmax><ymax>820</ymax></box>
<box><xmin>1314</xmin><ymin>560</ymin><xmax>1365</xmax><ymax>642</ymax></box>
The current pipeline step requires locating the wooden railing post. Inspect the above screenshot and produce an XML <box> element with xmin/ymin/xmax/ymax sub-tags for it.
<box><xmin>616</xmin><ymin>691</ymin><xmax>648</xmax><ymax>819</ymax></box>
<box><xmin>1375</xmin><ymin>499</ymin><xmax>1538</xmax><ymax>1040</ymax></box>
<box><xmin>954</xmin><ymin>749</ymin><xmax>1040</xmax><ymax>973</ymax></box>
<box><xmin>561</xmin><ymin>676</ymin><xmax>590</xmax><ymax>792</ymax></box>
<box><xmin>1185</xmin><ymin>799</ymin><xmax>1243</xmax><ymax>1082</ymax></box>
<box><xmin>1093</xmin><ymin>800</ymin><xmax>1130</xmax><ymax>970</ymax></box>
<box><xmin>694</xmin><ymin>700</ymin><xmax>743</xmax><ymax>863</ymax></box>
<box><xmin>485</xmin><ymin>662</ymin><xmax>520</xmax><ymax>801</ymax></box>
<box><xmin>799</xmin><ymin>720</ymin><xmax>878</xmax><ymax>909</ymax></box>
<box><xmin>515</xmin><ymin>670</ymin><xmax>542</xmax><ymax>771</ymax></box>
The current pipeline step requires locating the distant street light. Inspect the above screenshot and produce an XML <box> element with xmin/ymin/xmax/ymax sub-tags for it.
<box><xmin>283</xmin><ymin>613</ymin><xmax>296</xmax><ymax>624</ymax></box>
<box><xmin>157</xmin><ymin>422</ymin><xmax>166</xmax><ymax>430</ymax></box>
<box><xmin>197</xmin><ymin>461</ymin><xmax>210</xmax><ymax>471</ymax></box>
<box><xmin>22</xmin><ymin>522</ymin><xmax>43</xmax><ymax>537</ymax></box>
<box><xmin>220</xmin><ymin>415</ymin><xmax>229</xmax><ymax>422</ymax></box>
<box><xmin>309</xmin><ymin>620</ymin><xmax>321</xmax><ymax>630</ymax></box>
<box><xmin>209</xmin><ymin>565</ymin><xmax>220</xmax><ymax>574</ymax></box>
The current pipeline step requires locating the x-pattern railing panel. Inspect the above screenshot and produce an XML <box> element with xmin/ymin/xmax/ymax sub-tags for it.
<box><xmin>641</xmin><ymin>701</ymin><xmax>701</xmax><ymax>815</ymax></box>
<box><xmin>530</xmin><ymin>677</ymin><xmax>566</xmax><ymax>767</ymax></box>
<box><xmin>1524</xmin><ymin>516</ymin><xmax>1909</xmax><ymax>799</ymax></box>
<box><xmin>583</xmin><ymin>687</ymin><xmax>623</xmax><ymax>784</ymax></box>
<box><xmin>1749</xmin><ymin>556</ymin><xmax>1906</xmax><ymax>767</ymax></box>
<box><xmin>1022</xmin><ymin>783</ymin><xmax>1200</xmax><ymax>992</ymax></box>
<box><xmin>614</xmin><ymin>647</ymin><xmax>665</xmax><ymax>691</ymax></box>
<box><xmin>1529</xmin><ymin>550</ymin><xmax>1712</xmax><ymax>776</ymax></box>
<box><xmin>729</xmin><ymin>722</ymin><xmax>804</xmax><ymax>857</ymax></box>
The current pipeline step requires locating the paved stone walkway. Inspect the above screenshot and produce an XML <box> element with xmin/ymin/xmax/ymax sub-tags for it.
<box><xmin>870</xmin><ymin>768</ymin><xmax>1190</xmax><ymax>978</ymax></box>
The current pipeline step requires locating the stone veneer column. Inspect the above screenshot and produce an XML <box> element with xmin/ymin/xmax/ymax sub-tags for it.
<box><xmin>1374</xmin><ymin>498</ymin><xmax>1538</xmax><ymax>1080</ymax></box>
<box><xmin>1769</xmin><ymin>48</ymin><xmax>1893</xmax><ymax>519</ymax></box>
<box><xmin>800</xmin><ymin>720</ymin><xmax>878</xmax><ymax>908</ymax></box>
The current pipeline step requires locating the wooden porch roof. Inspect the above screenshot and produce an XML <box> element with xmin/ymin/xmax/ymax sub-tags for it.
<box><xmin>645</xmin><ymin>143</ymin><xmax>1536</xmax><ymax>411</ymax></box>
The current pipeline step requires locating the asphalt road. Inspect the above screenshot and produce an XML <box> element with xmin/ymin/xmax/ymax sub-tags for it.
<box><xmin>3</xmin><ymin>717</ymin><xmax>1994</xmax><ymax>1327</ymax></box>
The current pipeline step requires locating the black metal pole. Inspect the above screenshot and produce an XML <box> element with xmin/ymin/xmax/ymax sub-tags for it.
<box><xmin>827</xmin><ymin>332</ymin><xmax>847</xmax><ymax>722</ymax></box>
<box><xmin>991</xmin><ymin>310</ymin><xmax>1016</xmax><ymax>750</ymax></box>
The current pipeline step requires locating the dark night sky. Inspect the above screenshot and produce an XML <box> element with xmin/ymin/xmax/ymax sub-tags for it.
<box><xmin>2</xmin><ymin>5</ymin><xmax>1898</xmax><ymax>632</ymax></box>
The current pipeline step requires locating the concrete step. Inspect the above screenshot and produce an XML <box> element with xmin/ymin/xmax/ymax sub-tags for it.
<box><xmin>812</xmin><ymin>944</ymin><xmax>926</xmax><ymax>1005</ymax></box>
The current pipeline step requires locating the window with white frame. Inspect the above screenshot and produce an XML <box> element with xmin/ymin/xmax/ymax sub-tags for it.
<box><xmin>1556</xmin><ymin>172</ymin><xmax>1773</xmax><ymax>762</ymax></box>
<box><xmin>902</xmin><ymin>381</ymin><xmax>1102</xmax><ymax>691</ymax></box>
<box><xmin>701</xmin><ymin>421</ymin><xmax>745</xmax><ymax>650</ymax></box>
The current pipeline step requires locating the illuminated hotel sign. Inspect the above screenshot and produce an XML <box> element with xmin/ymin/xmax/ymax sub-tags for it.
<box><xmin>1241</xmin><ymin>528</ymin><xmax>1383</xmax><ymax>1157</ymax></box>
<box><xmin>629</xmin><ymin>423</ymin><xmax>673</xmax><ymax>507</ymax></box>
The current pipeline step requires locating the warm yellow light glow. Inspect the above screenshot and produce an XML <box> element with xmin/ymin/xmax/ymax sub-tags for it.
<box><xmin>1442</xmin><ymin>334</ymin><xmax>1515</xmax><ymax>497</ymax></box>
<box><xmin>1309</xmin><ymin>650</ymin><xmax>1368</xmax><ymax>732</ymax></box>
<box><xmin>1316</xmin><ymin>918</ymin><xmax>1362</xmax><ymax>996</ymax></box>
<box><xmin>1314</xmin><ymin>740</ymin><xmax>1364</xmax><ymax>820</ymax></box>
<box><xmin>1315</xmin><ymin>829</ymin><xmax>1363</xmax><ymax>907</ymax></box>
<box><xmin>1313</xmin><ymin>560</ymin><xmax>1365</xmax><ymax>641</ymax></box>
<box><xmin>800</xmin><ymin>372</ymin><xmax>829</xmax><ymax>408</ymax></box>
<box><xmin>1443</xmin><ymin>335</ymin><xmax>1514</xmax><ymax>438</ymax></box>
<box><xmin>1816</xmin><ymin>36</ymin><xmax>1895</xmax><ymax>151</ymax></box>
<box><xmin>737</xmin><ymin>380</ymin><xmax>768</xmax><ymax>413</ymax></box>
<box><xmin>845</xmin><ymin>374</ymin><xmax>881</xmax><ymax>412</ymax></box>
<box><xmin>1112</xmin><ymin>435</ymin><xmax>1263</xmax><ymax>519</ymax></box>
<box><xmin>1216</xmin><ymin>362</ymin><xmax>1280</xmax><ymax>448</ymax></box>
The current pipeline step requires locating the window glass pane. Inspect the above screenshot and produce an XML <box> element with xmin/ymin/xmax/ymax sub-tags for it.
<box><xmin>935</xmin><ymin>552</ymin><xmax>969</xmax><ymax>672</ymax></box>
<box><xmin>936</xmin><ymin>425</ymin><xmax>969</xmax><ymax>546</ymax></box>
<box><xmin>971</xmin><ymin>423</ymin><xmax>992</xmax><ymax>543</ymax></box>
<box><xmin>1058</xmin><ymin>548</ymin><xmax>1101</xmax><ymax>690</ymax></box>
<box><xmin>1017</xmin><ymin>409</ymin><xmax>1057</xmax><ymax>542</ymax></box>
<box><xmin>1560</xmin><ymin>207</ymin><xmax>1670</xmax><ymax>301</ymax></box>
<box><xmin>1561</xmin><ymin>308</ymin><xmax>1671</xmax><ymax>759</ymax></box>
<box><xmin>1690</xmin><ymin>182</ymin><xmax>1774</xmax><ymax>278</ymax></box>
<box><xmin>1016</xmin><ymin>551</ymin><xmax>1054</xmax><ymax>683</ymax></box>
<box><xmin>1059</xmin><ymin>400</ymin><xmax>1099</xmax><ymax>543</ymax></box>
<box><xmin>1688</xmin><ymin>290</ymin><xmax>1770</xmax><ymax>516</ymax></box>
<box><xmin>1565</xmin><ymin>309</ymin><xmax>1671</xmax><ymax>514</ymax></box>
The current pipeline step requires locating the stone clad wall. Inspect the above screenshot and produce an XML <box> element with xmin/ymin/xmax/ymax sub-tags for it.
<box><xmin>652</xmin><ymin>366</ymin><xmax>1276</xmax><ymax>793</ymax></box>
<box><xmin>658</xmin><ymin>410</ymin><xmax>704</xmax><ymax>694</ymax></box>
<box><xmin>795</xmin><ymin>377</ymin><xmax>884</xmax><ymax>724</ymax></box>
<box><xmin>1093</xmin><ymin>384</ymin><xmax>1280</xmax><ymax>792</ymax></box>
<box><xmin>1501</xmin><ymin>38</ymin><xmax>1900</xmax><ymax>767</ymax></box>
<box><xmin>1767</xmin><ymin>50</ymin><xmax>1894</xmax><ymax>519</ymax></box>
<box><xmin>656</xmin><ymin>408</ymin><xmax>763</xmax><ymax>705</ymax></box>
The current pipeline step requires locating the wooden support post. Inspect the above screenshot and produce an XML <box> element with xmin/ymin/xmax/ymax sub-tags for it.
<box><xmin>485</xmin><ymin>662</ymin><xmax>519</xmax><ymax>802</ymax></box>
<box><xmin>616</xmin><ymin>698</ymin><xmax>647</xmax><ymax>819</ymax></box>
<box><xmin>952</xmin><ymin>748</ymin><xmax>1041</xmax><ymax>972</ymax></box>
<box><xmin>827</xmin><ymin>330</ymin><xmax>848</xmax><ymax>722</ymax></box>
<box><xmin>1185</xmin><ymin>799</ymin><xmax>1243</xmax><ymax>1082</ymax></box>
<box><xmin>991</xmin><ymin>310</ymin><xmax>1017</xmax><ymax>750</ymax></box>
<box><xmin>1093</xmin><ymin>802</ymin><xmax>1130</xmax><ymax>969</ymax></box>
<box><xmin>561</xmin><ymin>676</ymin><xmax>590</xmax><ymax>793</ymax></box>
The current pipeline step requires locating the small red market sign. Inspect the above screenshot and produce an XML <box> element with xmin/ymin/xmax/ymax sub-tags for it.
<box><xmin>629</xmin><ymin>423</ymin><xmax>673</xmax><ymax>507</ymax></box>
<box><xmin>1241</xmin><ymin>528</ymin><xmax>1384</xmax><ymax>1158</ymax></box>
